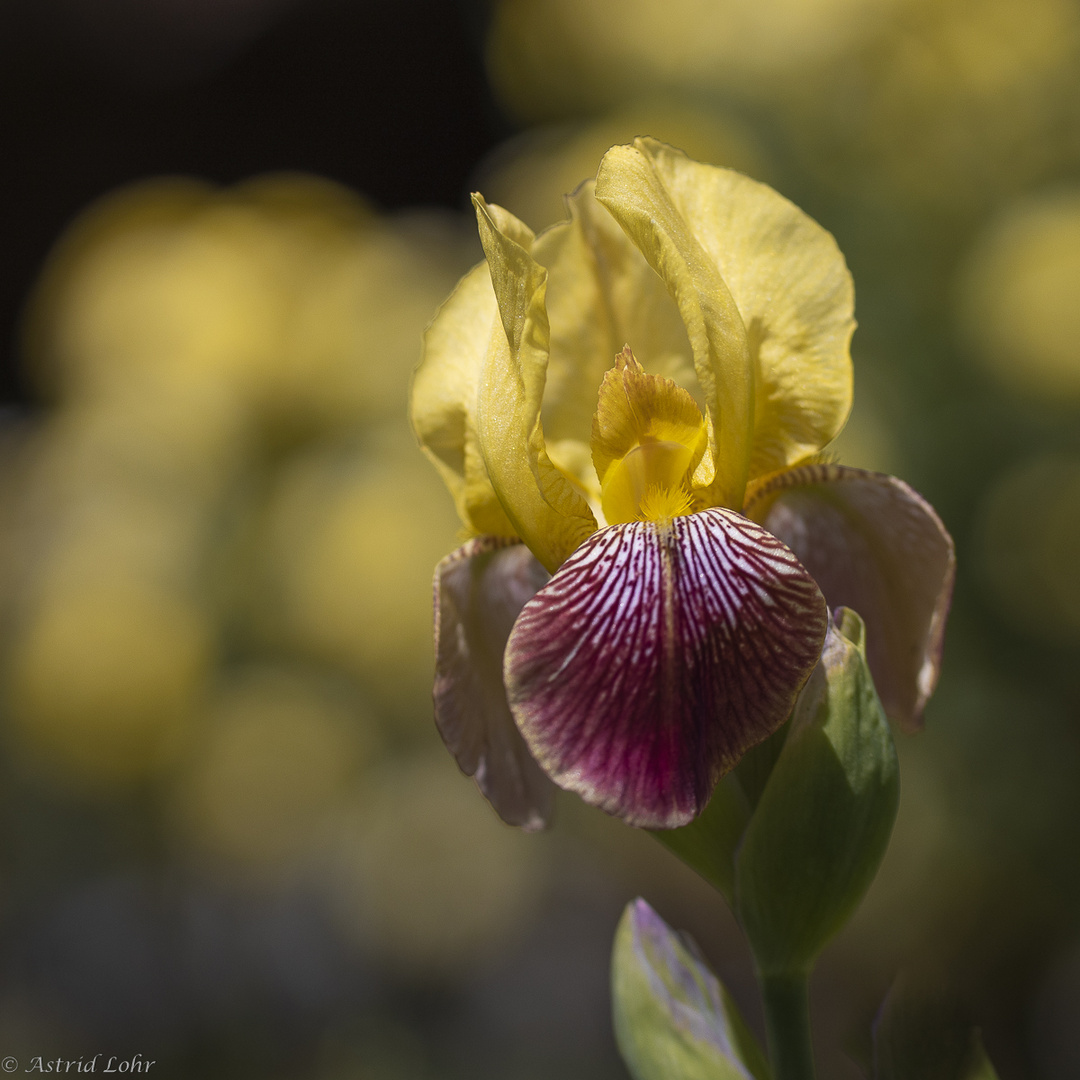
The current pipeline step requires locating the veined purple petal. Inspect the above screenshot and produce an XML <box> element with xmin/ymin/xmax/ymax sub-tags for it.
<box><xmin>504</xmin><ymin>508</ymin><xmax>827</xmax><ymax>828</ymax></box>
<box><xmin>434</xmin><ymin>537</ymin><xmax>555</xmax><ymax>830</ymax></box>
<box><xmin>746</xmin><ymin>464</ymin><xmax>955</xmax><ymax>731</ymax></box>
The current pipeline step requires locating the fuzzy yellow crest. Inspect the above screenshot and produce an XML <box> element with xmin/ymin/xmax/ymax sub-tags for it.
<box><xmin>591</xmin><ymin>347</ymin><xmax>706</xmax><ymax>524</ymax></box>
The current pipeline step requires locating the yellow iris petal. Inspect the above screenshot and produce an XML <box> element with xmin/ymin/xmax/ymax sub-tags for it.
<box><xmin>472</xmin><ymin>196</ymin><xmax>597</xmax><ymax>573</ymax></box>
<box><xmin>534</xmin><ymin>182</ymin><xmax>701</xmax><ymax>447</ymax></box>
<box><xmin>610</xmin><ymin>139</ymin><xmax>856</xmax><ymax>479</ymax></box>
<box><xmin>415</xmin><ymin>140</ymin><xmax>856</xmax><ymax>563</ymax></box>
<box><xmin>411</xmin><ymin>261</ymin><xmax>517</xmax><ymax>538</ymax></box>
<box><xmin>592</xmin><ymin>347</ymin><xmax>707</xmax><ymax>525</ymax></box>
<box><xmin>595</xmin><ymin>139</ymin><xmax>753</xmax><ymax>510</ymax></box>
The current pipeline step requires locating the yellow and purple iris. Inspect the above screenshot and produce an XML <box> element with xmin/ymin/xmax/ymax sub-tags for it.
<box><xmin>412</xmin><ymin>139</ymin><xmax>954</xmax><ymax>831</ymax></box>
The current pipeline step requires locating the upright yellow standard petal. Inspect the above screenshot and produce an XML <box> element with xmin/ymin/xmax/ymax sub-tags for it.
<box><xmin>595</xmin><ymin>140</ymin><xmax>754</xmax><ymax>511</ymax></box>
<box><xmin>534</xmin><ymin>182</ymin><xmax>700</xmax><ymax>448</ymax></box>
<box><xmin>629</xmin><ymin>138</ymin><xmax>855</xmax><ymax>478</ymax></box>
<box><xmin>411</xmin><ymin>261</ymin><xmax>517</xmax><ymax>537</ymax></box>
<box><xmin>473</xmin><ymin>195</ymin><xmax>597</xmax><ymax>572</ymax></box>
<box><xmin>531</xmin><ymin>183</ymin><xmax>702</xmax><ymax>503</ymax></box>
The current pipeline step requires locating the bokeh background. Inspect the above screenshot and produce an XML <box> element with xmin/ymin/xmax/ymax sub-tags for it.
<box><xmin>1</xmin><ymin>0</ymin><xmax>1079</xmax><ymax>1076</ymax></box>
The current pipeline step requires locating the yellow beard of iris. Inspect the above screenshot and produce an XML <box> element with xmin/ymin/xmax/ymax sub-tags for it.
<box><xmin>591</xmin><ymin>347</ymin><xmax>708</xmax><ymax>527</ymax></box>
<box><xmin>602</xmin><ymin>442</ymin><xmax>697</xmax><ymax>525</ymax></box>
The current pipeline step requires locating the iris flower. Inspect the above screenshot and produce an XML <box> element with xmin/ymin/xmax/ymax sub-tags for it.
<box><xmin>412</xmin><ymin>139</ymin><xmax>954</xmax><ymax>831</ymax></box>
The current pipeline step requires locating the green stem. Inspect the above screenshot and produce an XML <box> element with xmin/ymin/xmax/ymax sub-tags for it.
<box><xmin>761</xmin><ymin>971</ymin><xmax>815</xmax><ymax>1080</ymax></box>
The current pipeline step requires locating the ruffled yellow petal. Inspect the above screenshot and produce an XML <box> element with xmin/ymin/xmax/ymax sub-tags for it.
<box><xmin>618</xmin><ymin>138</ymin><xmax>855</xmax><ymax>479</ymax></box>
<box><xmin>592</xmin><ymin>347</ymin><xmax>707</xmax><ymax>525</ymax></box>
<box><xmin>473</xmin><ymin>195</ymin><xmax>597</xmax><ymax>572</ymax></box>
<box><xmin>595</xmin><ymin>140</ymin><xmax>753</xmax><ymax>510</ymax></box>
<box><xmin>410</xmin><ymin>261</ymin><xmax>517</xmax><ymax>537</ymax></box>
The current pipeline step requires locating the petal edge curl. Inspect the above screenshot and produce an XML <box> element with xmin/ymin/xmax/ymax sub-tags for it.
<box><xmin>505</xmin><ymin>508</ymin><xmax>828</xmax><ymax>828</ymax></box>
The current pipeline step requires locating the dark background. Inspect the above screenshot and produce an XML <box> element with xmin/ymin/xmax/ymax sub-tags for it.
<box><xmin>0</xmin><ymin>0</ymin><xmax>502</xmax><ymax>403</ymax></box>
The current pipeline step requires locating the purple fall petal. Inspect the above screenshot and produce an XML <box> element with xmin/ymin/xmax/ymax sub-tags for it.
<box><xmin>748</xmin><ymin>464</ymin><xmax>956</xmax><ymax>731</ymax></box>
<box><xmin>505</xmin><ymin>508</ymin><xmax>827</xmax><ymax>829</ymax></box>
<box><xmin>433</xmin><ymin>536</ymin><xmax>555</xmax><ymax>829</ymax></box>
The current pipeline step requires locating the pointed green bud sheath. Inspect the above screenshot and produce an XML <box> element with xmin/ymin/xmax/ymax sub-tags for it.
<box><xmin>877</xmin><ymin>1030</ymin><xmax>998</xmax><ymax>1080</ymax></box>
<box><xmin>612</xmin><ymin>898</ymin><xmax>770</xmax><ymax>1080</ymax></box>
<box><xmin>734</xmin><ymin>608</ymin><xmax>900</xmax><ymax>975</ymax></box>
<box><xmin>651</xmin><ymin>774</ymin><xmax>752</xmax><ymax>904</ymax></box>
<box><xmin>873</xmin><ymin>982</ymin><xmax>1000</xmax><ymax>1080</ymax></box>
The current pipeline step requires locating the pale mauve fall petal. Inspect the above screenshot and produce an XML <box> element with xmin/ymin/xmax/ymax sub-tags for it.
<box><xmin>746</xmin><ymin>464</ymin><xmax>955</xmax><ymax>731</ymax></box>
<box><xmin>434</xmin><ymin>537</ymin><xmax>555</xmax><ymax>830</ymax></box>
<box><xmin>505</xmin><ymin>509</ymin><xmax>827</xmax><ymax>828</ymax></box>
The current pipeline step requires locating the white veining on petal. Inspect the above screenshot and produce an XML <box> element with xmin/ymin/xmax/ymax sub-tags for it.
<box><xmin>504</xmin><ymin>507</ymin><xmax>826</xmax><ymax>827</ymax></box>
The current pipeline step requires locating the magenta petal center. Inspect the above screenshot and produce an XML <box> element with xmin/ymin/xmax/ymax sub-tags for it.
<box><xmin>504</xmin><ymin>508</ymin><xmax>828</xmax><ymax>828</ymax></box>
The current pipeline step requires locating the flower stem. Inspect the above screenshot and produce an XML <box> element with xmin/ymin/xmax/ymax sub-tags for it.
<box><xmin>761</xmin><ymin>971</ymin><xmax>816</xmax><ymax>1080</ymax></box>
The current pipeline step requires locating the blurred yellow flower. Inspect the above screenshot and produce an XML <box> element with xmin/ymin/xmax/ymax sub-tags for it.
<box><xmin>172</xmin><ymin>667</ymin><xmax>375</xmax><ymax>872</ymax></box>
<box><xmin>487</xmin><ymin>0</ymin><xmax>899</xmax><ymax>121</ymax></box>
<box><xmin>7</xmin><ymin>573</ymin><xmax>212</xmax><ymax>784</ymax></box>
<box><xmin>957</xmin><ymin>188</ymin><xmax>1080</xmax><ymax>401</ymax></box>
<box><xmin>23</xmin><ymin>175</ymin><xmax>475</xmax><ymax>440</ymax></box>
<box><xmin>784</xmin><ymin>0</ymin><xmax>1080</xmax><ymax>209</ymax></box>
<box><xmin>3</xmin><ymin>173</ymin><xmax>478</xmax><ymax>793</ymax></box>
<box><xmin>250</xmin><ymin>433</ymin><xmax>460</xmax><ymax>720</ymax></box>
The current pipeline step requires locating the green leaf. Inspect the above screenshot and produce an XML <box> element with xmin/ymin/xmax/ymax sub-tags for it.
<box><xmin>612</xmin><ymin>898</ymin><xmax>770</xmax><ymax>1080</ymax></box>
<box><xmin>734</xmin><ymin>608</ymin><xmax>900</xmax><ymax>975</ymax></box>
<box><xmin>734</xmin><ymin>719</ymin><xmax>792</xmax><ymax>812</ymax></box>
